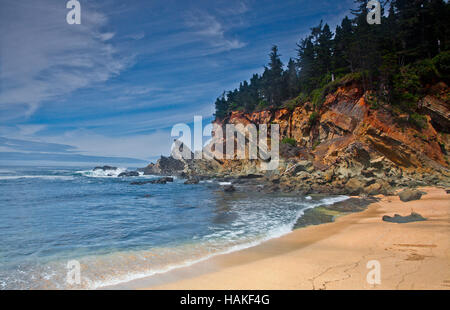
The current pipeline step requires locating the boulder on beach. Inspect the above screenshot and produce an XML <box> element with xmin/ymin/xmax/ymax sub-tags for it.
<box><xmin>345</xmin><ymin>178</ymin><xmax>365</xmax><ymax>195</ymax></box>
<box><xmin>398</xmin><ymin>189</ymin><xmax>423</xmax><ymax>202</ymax></box>
<box><xmin>382</xmin><ymin>212</ymin><xmax>427</xmax><ymax>224</ymax></box>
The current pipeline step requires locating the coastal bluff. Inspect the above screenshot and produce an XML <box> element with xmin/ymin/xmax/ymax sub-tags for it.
<box><xmin>141</xmin><ymin>82</ymin><xmax>450</xmax><ymax>196</ymax></box>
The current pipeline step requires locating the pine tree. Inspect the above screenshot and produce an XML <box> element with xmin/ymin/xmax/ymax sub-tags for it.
<box><xmin>263</xmin><ymin>45</ymin><xmax>284</xmax><ymax>106</ymax></box>
<box><xmin>284</xmin><ymin>58</ymin><xmax>299</xmax><ymax>98</ymax></box>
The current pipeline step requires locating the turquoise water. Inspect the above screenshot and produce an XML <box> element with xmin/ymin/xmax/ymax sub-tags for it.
<box><xmin>0</xmin><ymin>166</ymin><xmax>348</xmax><ymax>289</ymax></box>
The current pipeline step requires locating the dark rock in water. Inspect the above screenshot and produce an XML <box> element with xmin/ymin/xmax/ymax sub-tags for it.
<box><xmin>118</xmin><ymin>171</ymin><xmax>140</xmax><ymax>177</ymax></box>
<box><xmin>131</xmin><ymin>181</ymin><xmax>151</xmax><ymax>185</ymax></box>
<box><xmin>294</xmin><ymin>197</ymin><xmax>379</xmax><ymax>229</ymax></box>
<box><xmin>238</xmin><ymin>174</ymin><xmax>264</xmax><ymax>179</ymax></box>
<box><xmin>130</xmin><ymin>177</ymin><xmax>174</xmax><ymax>185</ymax></box>
<box><xmin>149</xmin><ymin>177</ymin><xmax>173</xmax><ymax>184</ymax></box>
<box><xmin>184</xmin><ymin>177</ymin><xmax>200</xmax><ymax>185</ymax></box>
<box><xmin>143</xmin><ymin>194</ymin><xmax>152</xmax><ymax>198</ymax></box>
<box><xmin>295</xmin><ymin>208</ymin><xmax>335</xmax><ymax>228</ymax></box>
<box><xmin>223</xmin><ymin>185</ymin><xmax>236</xmax><ymax>192</ymax></box>
<box><xmin>382</xmin><ymin>212</ymin><xmax>427</xmax><ymax>224</ymax></box>
<box><xmin>94</xmin><ymin>165</ymin><xmax>117</xmax><ymax>171</ymax></box>
<box><xmin>326</xmin><ymin>197</ymin><xmax>379</xmax><ymax>213</ymax></box>
<box><xmin>399</xmin><ymin>189</ymin><xmax>423</xmax><ymax>202</ymax></box>
<box><xmin>159</xmin><ymin>177</ymin><xmax>174</xmax><ymax>183</ymax></box>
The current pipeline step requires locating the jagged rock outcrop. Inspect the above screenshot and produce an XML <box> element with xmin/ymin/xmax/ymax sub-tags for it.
<box><xmin>143</xmin><ymin>156</ymin><xmax>185</xmax><ymax>176</ymax></box>
<box><xmin>217</xmin><ymin>83</ymin><xmax>449</xmax><ymax>173</ymax></box>
<box><xmin>139</xmin><ymin>83</ymin><xmax>450</xmax><ymax>195</ymax></box>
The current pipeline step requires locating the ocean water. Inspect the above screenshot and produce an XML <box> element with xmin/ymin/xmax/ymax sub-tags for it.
<box><xmin>0</xmin><ymin>166</ymin><xmax>348</xmax><ymax>289</ymax></box>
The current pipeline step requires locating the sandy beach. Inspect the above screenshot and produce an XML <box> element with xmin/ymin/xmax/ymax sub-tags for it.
<box><xmin>124</xmin><ymin>187</ymin><xmax>450</xmax><ymax>290</ymax></box>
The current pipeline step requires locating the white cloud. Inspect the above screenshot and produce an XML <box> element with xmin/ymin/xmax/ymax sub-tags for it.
<box><xmin>47</xmin><ymin>129</ymin><xmax>173</xmax><ymax>160</ymax></box>
<box><xmin>185</xmin><ymin>11</ymin><xmax>246</xmax><ymax>53</ymax></box>
<box><xmin>0</xmin><ymin>0</ymin><xmax>131</xmax><ymax>120</ymax></box>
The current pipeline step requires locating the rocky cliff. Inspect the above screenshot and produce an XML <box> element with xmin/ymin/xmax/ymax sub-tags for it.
<box><xmin>143</xmin><ymin>82</ymin><xmax>450</xmax><ymax>195</ymax></box>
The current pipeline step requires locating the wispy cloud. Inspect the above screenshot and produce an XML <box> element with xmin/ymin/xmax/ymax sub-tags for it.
<box><xmin>0</xmin><ymin>0</ymin><xmax>132</xmax><ymax>120</ymax></box>
<box><xmin>185</xmin><ymin>11</ymin><xmax>246</xmax><ymax>53</ymax></box>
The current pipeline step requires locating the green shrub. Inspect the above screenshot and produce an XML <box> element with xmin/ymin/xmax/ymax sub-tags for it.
<box><xmin>312</xmin><ymin>140</ymin><xmax>321</xmax><ymax>150</ymax></box>
<box><xmin>414</xmin><ymin>59</ymin><xmax>439</xmax><ymax>83</ymax></box>
<box><xmin>393</xmin><ymin>66</ymin><xmax>422</xmax><ymax>112</ymax></box>
<box><xmin>409</xmin><ymin>113</ymin><xmax>428</xmax><ymax>129</ymax></box>
<box><xmin>281</xmin><ymin>137</ymin><xmax>297</xmax><ymax>147</ymax></box>
<box><xmin>309</xmin><ymin>111</ymin><xmax>319</xmax><ymax>125</ymax></box>
<box><xmin>255</xmin><ymin>100</ymin><xmax>269</xmax><ymax>111</ymax></box>
<box><xmin>282</xmin><ymin>99</ymin><xmax>299</xmax><ymax>112</ymax></box>
<box><xmin>433</xmin><ymin>51</ymin><xmax>450</xmax><ymax>80</ymax></box>
<box><xmin>311</xmin><ymin>88</ymin><xmax>325</xmax><ymax>108</ymax></box>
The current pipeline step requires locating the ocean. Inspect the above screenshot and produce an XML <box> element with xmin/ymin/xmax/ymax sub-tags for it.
<box><xmin>0</xmin><ymin>165</ymin><xmax>348</xmax><ymax>289</ymax></box>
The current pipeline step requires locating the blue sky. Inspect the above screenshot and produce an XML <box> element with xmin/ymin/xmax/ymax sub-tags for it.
<box><xmin>0</xmin><ymin>0</ymin><xmax>355</xmax><ymax>165</ymax></box>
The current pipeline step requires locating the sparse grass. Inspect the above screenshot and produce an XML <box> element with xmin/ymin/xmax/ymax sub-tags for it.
<box><xmin>281</xmin><ymin>137</ymin><xmax>297</xmax><ymax>147</ymax></box>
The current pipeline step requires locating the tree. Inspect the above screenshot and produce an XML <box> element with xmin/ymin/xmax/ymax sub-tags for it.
<box><xmin>262</xmin><ymin>45</ymin><xmax>284</xmax><ymax>106</ymax></box>
<box><xmin>284</xmin><ymin>58</ymin><xmax>299</xmax><ymax>98</ymax></box>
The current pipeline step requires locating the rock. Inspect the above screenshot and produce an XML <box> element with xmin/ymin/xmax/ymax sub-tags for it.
<box><xmin>291</xmin><ymin>160</ymin><xmax>314</xmax><ymax>174</ymax></box>
<box><xmin>382</xmin><ymin>212</ymin><xmax>427</xmax><ymax>224</ymax></box>
<box><xmin>143</xmin><ymin>156</ymin><xmax>185</xmax><ymax>176</ymax></box>
<box><xmin>223</xmin><ymin>185</ymin><xmax>236</xmax><ymax>192</ymax></box>
<box><xmin>418</xmin><ymin>94</ymin><xmax>450</xmax><ymax>133</ymax></box>
<box><xmin>143</xmin><ymin>194</ymin><xmax>152</xmax><ymax>198</ymax></box>
<box><xmin>369</xmin><ymin>157</ymin><xmax>385</xmax><ymax>170</ymax></box>
<box><xmin>150</xmin><ymin>177</ymin><xmax>174</xmax><ymax>184</ymax></box>
<box><xmin>398</xmin><ymin>189</ymin><xmax>423</xmax><ymax>202</ymax></box>
<box><xmin>118</xmin><ymin>171</ymin><xmax>140</xmax><ymax>177</ymax></box>
<box><xmin>130</xmin><ymin>177</ymin><xmax>173</xmax><ymax>185</ymax></box>
<box><xmin>280</xmin><ymin>143</ymin><xmax>306</xmax><ymax>158</ymax></box>
<box><xmin>364</xmin><ymin>182</ymin><xmax>382</xmax><ymax>195</ymax></box>
<box><xmin>131</xmin><ymin>181</ymin><xmax>150</xmax><ymax>185</ymax></box>
<box><xmin>323</xmin><ymin>169</ymin><xmax>334</xmax><ymax>182</ymax></box>
<box><xmin>345</xmin><ymin>178</ymin><xmax>365</xmax><ymax>195</ymax></box>
<box><xmin>238</xmin><ymin>174</ymin><xmax>264</xmax><ymax>179</ymax></box>
<box><xmin>153</xmin><ymin>180</ymin><xmax>167</xmax><ymax>184</ymax></box>
<box><xmin>184</xmin><ymin>177</ymin><xmax>200</xmax><ymax>185</ymax></box>
<box><xmin>296</xmin><ymin>171</ymin><xmax>310</xmax><ymax>180</ymax></box>
<box><xmin>94</xmin><ymin>165</ymin><xmax>117</xmax><ymax>171</ymax></box>
<box><xmin>446</xmin><ymin>189</ymin><xmax>450</xmax><ymax>194</ymax></box>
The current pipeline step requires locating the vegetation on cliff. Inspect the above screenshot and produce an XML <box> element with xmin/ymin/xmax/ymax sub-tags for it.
<box><xmin>214</xmin><ymin>0</ymin><xmax>450</xmax><ymax>122</ymax></box>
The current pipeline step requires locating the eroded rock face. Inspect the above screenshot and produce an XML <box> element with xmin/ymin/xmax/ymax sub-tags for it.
<box><xmin>418</xmin><ymin>88</ymin><xmax>450</xmax><ymax>133</ymax></box>
<box><xmin>219</xmin><ymin>83</ymin><xmax>448</xmax><ymax>174</ymax></box>
<box><xmin>138</xmin><ymin>83</ymin><xmax>449</xmax><ymax>194</ymax></box>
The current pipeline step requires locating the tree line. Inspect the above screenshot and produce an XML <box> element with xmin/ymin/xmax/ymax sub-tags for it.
<box><xmin>215</xmin><ymin>0</ymin><xmax>450</xmax><ymax>121</ymax></box>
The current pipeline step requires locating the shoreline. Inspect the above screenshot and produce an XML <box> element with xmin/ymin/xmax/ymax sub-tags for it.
<box><xmin>106</xmin><ymin>187</ymin><xmax>449</xmax><ymax>290</ymax></box>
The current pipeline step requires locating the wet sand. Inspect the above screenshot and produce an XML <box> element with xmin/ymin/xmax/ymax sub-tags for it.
<box><xmin>114</xmin><ymin>187</ymin><xmax>449</xmax><ymax>290</ymax></box>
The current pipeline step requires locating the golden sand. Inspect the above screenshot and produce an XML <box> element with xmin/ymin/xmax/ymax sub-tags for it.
<box><xmin>133</xmin><ymin>187</ymin><xmax>449</xmax><ymax>290</ymax></box>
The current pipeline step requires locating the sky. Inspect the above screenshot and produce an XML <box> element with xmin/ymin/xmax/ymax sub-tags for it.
<box><xmin>0</xmin><ymin>0</ymin><xmax>355</xmax><ymax>165</ymax></box>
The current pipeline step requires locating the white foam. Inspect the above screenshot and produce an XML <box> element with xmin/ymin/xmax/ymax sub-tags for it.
<box><xmin>93</xmin><ymin>195</ymin><xmax>350</xmax><ymax>289</ymax></box>
<box><xmin>76</xmin><ymin>167</ymin><xmax>127</xmax><ymax>178</ymax></box>
<box><xmin>219</xmin><ymin>182</ymin><xmax>232</xmax><ymax>186</ymax></box>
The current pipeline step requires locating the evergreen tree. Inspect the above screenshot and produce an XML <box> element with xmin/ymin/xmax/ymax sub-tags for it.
<box><xmin>262</xmin><ymin>45</ymin><xmax>284</xmax><ymax>106</ymax></box>
<box><xmin>284</xmin><ymin>58</ymin><xmax>299</xmax><ymax>98</ymax></box>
